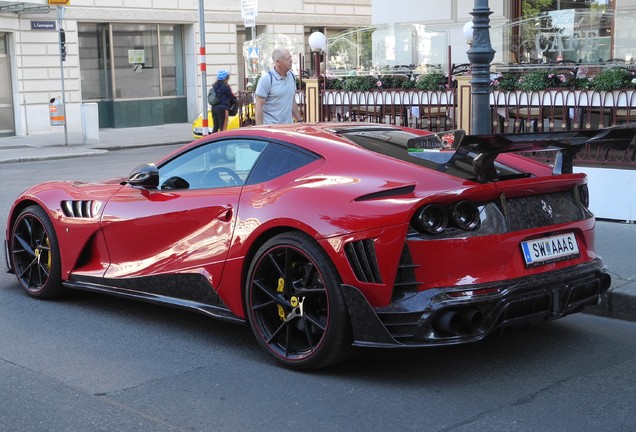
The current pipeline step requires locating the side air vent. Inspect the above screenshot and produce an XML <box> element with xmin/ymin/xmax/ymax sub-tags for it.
<box><xmin>344</xmin><ymin>239</ymin><xmax>382</xmax><ymax>284</ymax></box>
<box><xmin>391</xmin><ymin>243</ymin><xmax>422</xmax><ymax>302</ymax></box>
<box><xmin>61</xmin><ymin>200</ymin><xmax>101</xmax><ymax>218</ymax></box>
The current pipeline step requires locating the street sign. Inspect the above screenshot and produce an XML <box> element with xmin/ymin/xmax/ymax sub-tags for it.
<box><xmin>241</xmin><ymin>0</ymin><xmax>257</xmax><ymax>19</ymax></box>
<box><xmin>31</xmin><ymin>21</ymin><xmax>56</xmax><ymax>30</ymax></box>
<box><xmin>48</xmin><ymin>0</ymin><xmax>71</xmax><ymax>5</ymax></box>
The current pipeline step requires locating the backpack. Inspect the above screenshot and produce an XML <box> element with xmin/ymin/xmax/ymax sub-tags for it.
<box><xmin>207</xmin><ymin>86</ymin><xmax>219</xmax><ymax>106</ymax></box>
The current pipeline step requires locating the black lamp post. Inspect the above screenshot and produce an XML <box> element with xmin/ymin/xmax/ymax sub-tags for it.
<box><xmin>465</xmin><ymin>0</ymin><xmax>496</xmax><ymax>135</ymax></box>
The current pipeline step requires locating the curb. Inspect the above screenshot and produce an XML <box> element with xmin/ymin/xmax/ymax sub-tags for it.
<box><xmin>0</xmin><ymin>149</ymin><xmax>109</xmax><ymax>164</ymax></box>
<box><xmin>586</xmin><ymin>279</ymin><xmax>636</xmax><ymax>323</ymax></box>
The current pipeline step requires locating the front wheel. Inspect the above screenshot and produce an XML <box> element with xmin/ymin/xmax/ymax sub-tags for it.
<box><xmin>10</xmin><ymin>205</ymin><xmax>64</xmax><ymax>299</ymax></box>
<box><xmin>245</xmin><ymin>232</ymin><xmax>353</xmax><ymax>370</ymax></box>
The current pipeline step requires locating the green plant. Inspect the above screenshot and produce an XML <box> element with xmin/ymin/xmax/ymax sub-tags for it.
<box><xmin>516</xmin><ymin>69</ymin><xmax>552</xmax><ymax>91</ymax></box>
<box><xmin>325</xmin><ymin>77</ymin><xmax>343</xmax><ymax>90</ymax></box>
<box><xmin>573</xmin><ymin>76</ymin><xmax>592</xmax><ymax>90</ymax></box>
<box><xmin>589</xmin><ymin>68</ymin><xmax>634</xmax><ymax>91</ymax></box>
<box><xmin>401</xmin><ymin>78</ymin><xmax>416</xmax><ymax>89</ymax></box>
<box><xmin>490</xmin><ymin>66</ymin><xmax>636</xmax><ymax>92</ymax></box>
<box><xmin>340</xmin><ymin>75</ymin><xmax>376</xmax><ymax>91</ymax></box>
<box><xmin>546</xmin><ymin>71</ymin><xmax>576</xmax><ymax>88</ymax></box>
<box><xmin>378</xmin><ymin>74</ymin><xmax>411</xmax><ymax>89</ymax></box>
<box><xmin>415</xmin><ymin>72</ymin><xmax>446</xmax><ymax>91</ymax></box>
<box><xmin>491</xmin><ymin>72</ymin><xmax>519</xmax><ymax>91</ymax></box>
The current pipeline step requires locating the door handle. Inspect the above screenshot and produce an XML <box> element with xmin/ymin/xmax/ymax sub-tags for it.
<box><xmin>218</xmin><ymin>206</ymin><xmax>233</xmax><ymax>222</ymax></box>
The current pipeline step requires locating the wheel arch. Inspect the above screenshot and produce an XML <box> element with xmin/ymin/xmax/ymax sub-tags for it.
<box><xmin>6</xmin><ymin>199</ymin><xmax>44</xmax><ymax>261</ymax></box>
<box><xmin>8</xmin><ymin>199</ymin><xmax>42</xmax><ymax>230</ymax></box>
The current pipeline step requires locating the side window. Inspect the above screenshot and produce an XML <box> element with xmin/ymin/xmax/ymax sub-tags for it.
<box><xmin>247</xmin><ymin>142</ymin><xmax>319</xmax><ymax>185</ymax></box>
<box><xmin>158</xmin><ymin>139</ymin><xmax>268</xmax><ymax>190</ymax></box>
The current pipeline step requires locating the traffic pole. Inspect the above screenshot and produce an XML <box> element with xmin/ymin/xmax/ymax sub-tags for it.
<box><xmin>198</xmin><ymin>0</ymin><xmax>208</xmax><ymax>135</ymax></box>
<box><xmin>57</xmin><ymin>5</ymin><xmax>68</xmax><ymax>146</ymax></box>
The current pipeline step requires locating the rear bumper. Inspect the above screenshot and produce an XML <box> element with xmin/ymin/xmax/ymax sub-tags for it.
<box><xmin>341</xmin><ymin>259</ymin><xmax>610</xmax><ymax>348</ymax></box>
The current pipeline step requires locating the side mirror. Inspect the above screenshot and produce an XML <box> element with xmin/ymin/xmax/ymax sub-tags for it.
<box><xmin>124</xmin><ymin>163</ymin><xmax>159</xmax><ymax>188</ymax></box>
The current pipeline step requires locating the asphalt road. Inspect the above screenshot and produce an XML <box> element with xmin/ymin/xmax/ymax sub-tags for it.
<box><xmin>1</xmin><ymin>147</ymin><xmax>635</xmax><ymax>431</ymax></box>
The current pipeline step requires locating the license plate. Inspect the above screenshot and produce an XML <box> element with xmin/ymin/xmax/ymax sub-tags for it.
<box><xmin>520</xmin><ymin>232</ymin><xmax>580</xmax><ymax>267</ymax></box>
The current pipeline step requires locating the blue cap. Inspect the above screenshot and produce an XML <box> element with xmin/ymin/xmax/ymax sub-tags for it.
<box><xmin>217</xmin><ymin>70</ymin><xmax>229</xmax><ymax>80</ymax></box>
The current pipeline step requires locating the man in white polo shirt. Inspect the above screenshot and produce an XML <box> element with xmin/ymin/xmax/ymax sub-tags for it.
<box><xmin>254</xmin><ymin>47</ymin><xmax>303</xmax><ymax>125</ymax></box>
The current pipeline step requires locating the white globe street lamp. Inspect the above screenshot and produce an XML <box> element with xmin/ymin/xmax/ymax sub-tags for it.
<box><xmin>308</xmin><ymin>31</ymin><xmax>326</xmax><ymax>78</ymax></box>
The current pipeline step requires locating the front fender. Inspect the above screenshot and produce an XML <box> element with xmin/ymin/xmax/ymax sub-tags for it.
<box><xmin>7</xmin><ymin>181</ymin><xmax>121</xmax><ymax>279</ymax></box>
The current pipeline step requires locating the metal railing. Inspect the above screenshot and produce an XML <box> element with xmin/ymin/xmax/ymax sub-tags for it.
<box><xmin>491</xmin><ymin>89</ymin><xmax>636</xmax><ymax>168</ymax></box>
<box><xmin>320</xmin><ymin>89</ymin><xmax>456</xmax><ymax>131</ymax></box>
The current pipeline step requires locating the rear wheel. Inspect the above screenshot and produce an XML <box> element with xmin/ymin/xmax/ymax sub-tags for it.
<box><xmin>245</xmin><ymin>232</ymin><xmax>353</xmax><ymax>370</ymax></box>
<box><xmin>10</xmin><ymin>205</ymin><xmax>64</xmax><ymax>298</ymax></box>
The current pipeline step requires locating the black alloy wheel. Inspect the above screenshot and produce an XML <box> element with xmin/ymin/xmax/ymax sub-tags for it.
<box><xmin>245</xmin><ymin>232</ymin><xmax>353</xmax><ymax>370</ymax></box>
<box><xmin>10</xmin><ymin>205</ymin><xmax>64</xmax><ymax>298</ymax></box>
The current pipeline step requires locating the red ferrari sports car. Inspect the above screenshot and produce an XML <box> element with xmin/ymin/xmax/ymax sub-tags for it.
<box><xmin>4</xmin><ymin>123</ymin><xmax>632</xmax><ymax>370</ymax></box>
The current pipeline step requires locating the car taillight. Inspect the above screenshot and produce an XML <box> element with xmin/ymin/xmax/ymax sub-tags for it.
<box><xmin>411</xmin><ymin>200</ymin><xmax>481</xmax><ymax>235</ymax></box>
<box><xmin>450</xmin><ymin>200</ymin><xmax>481</xmax><ymax>230</ymax></box>
<box><xmin>412</xmin><ymin>204</ymin><xmax>447</xmax><ymax>234</ymax></box>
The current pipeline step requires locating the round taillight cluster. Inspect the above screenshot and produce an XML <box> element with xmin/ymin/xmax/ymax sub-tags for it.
<box><xmin>412</xmin><ymin>204</ymin><xmax>447</xmax><ymax>234</ymax></box>
<box><xmin>411</xmin><ymin>201</ymin><xmax>481</xmax><ymax>234</ymax></box>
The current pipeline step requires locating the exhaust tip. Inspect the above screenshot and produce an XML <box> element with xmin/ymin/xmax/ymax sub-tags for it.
<box><xmin>599</xmin><ymin>273</ymin><xmax>611</xmax><ymax>294</ymax></box>
<box><xmin>434</xmin><ymin>308</ymin><xmax>483</xmax><ymax>336</ymax></box>
<box><xmin>460</xmin><ymin>308</ymin><xmax>484</xmax><ymax>332</ymax></box>
<box><xmin>434</xmin><ymin>311</ymin><xmax>463</xmax><ymax>335</ymax></box>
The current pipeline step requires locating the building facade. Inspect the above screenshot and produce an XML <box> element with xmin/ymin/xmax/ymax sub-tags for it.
<box><xmin>2</xmin><ymin>1</ymin><xmax>634</xmax><ymax>137</ymax></box>
<box><xmin>0</xmin><ymin>0</ymin><xmax>371</xmax><ymax>136</ymax></box>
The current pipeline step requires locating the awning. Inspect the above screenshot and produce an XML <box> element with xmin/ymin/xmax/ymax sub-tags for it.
<box><xmin>0</xmin><ymin>0</ymin><xmax>50</xmax><ymax>13</ymax></box>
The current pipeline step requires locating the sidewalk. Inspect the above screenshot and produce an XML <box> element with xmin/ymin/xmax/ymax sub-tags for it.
<box><xmin>0</xmin><ymin>123</ymin><xmax>634</xmax><ymax>324</ymax></box>
<box><xmin>0</xmin><ymin>123</ymin><xmax>192</xmax><ymax>164</ymax></box>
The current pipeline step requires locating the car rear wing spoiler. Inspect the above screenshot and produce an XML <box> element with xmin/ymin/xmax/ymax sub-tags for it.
<box><xmin>408</xmin><ymin>126</ymin><xmax>636</xmax><ymax>183</ymax></box>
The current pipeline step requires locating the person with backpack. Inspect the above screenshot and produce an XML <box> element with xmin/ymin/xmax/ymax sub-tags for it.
<box><xmin>209</xmin><ymin>70</ymin><xmax>236</xmax><ymax>133</ymax></box>
<box><xmin>254</xmin><ymin>48</ymin><xmax>303</xmax><ymax>125</ymax></box>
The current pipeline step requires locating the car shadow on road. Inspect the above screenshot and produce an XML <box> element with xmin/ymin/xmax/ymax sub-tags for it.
<box><xmin>322</xmin><ymin>317</ymin><xmax>606</xmax><ymax>382</ymax></box>
<box><xmin>5</xmin><ymin>281</ymin><xmax>618</xmax><ymax>380</ymax></box>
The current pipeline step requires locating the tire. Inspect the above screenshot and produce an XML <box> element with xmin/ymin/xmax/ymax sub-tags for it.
<box><xmin>10</xmin><ymin>205</ymin><xmax>64</xmax><ymax>299</ymax></box>
<box><xmin>245</xmin><ymin>232</ymin><xmax>354</xmax><ymax>370</ymax></box>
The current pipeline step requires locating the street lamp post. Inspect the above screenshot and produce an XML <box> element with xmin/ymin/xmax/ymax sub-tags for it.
<box><xmin>465</xmin><ymin>0</ymin><xmax>495</xmax><ymax>135</ymax></box>
<box><xmin>308</xmin><ymin>31</ymin><xmax>326</xmax><ymax>78</ymax></box>
<box><xmin>306</xmin><ymin>31</ymin><xmax>327</xmax><ymax>123</ymax></box>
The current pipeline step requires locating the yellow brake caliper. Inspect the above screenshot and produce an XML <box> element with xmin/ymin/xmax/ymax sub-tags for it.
<box><xmin>46</xmin><ymin>237</ymin><xmax>51</xmax><ymax>269</ymax></box>
<box><xmin>35</xmin><ymin>238</ymin><xmax>51</xmax><ymax>270</ymax></box>
<box><xmin>277</xmin><ymin>277</ymin><xmax>300</xmax><ymax>322</ymax></box>
<box><xmin>277</xmin><ymin>277</ymin><xmax>286</xmax><ymax>321</ymax></box>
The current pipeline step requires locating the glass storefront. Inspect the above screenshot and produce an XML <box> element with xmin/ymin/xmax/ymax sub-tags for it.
<box><xmin>0</xmin><ymin>33</ymin><xmax>14</xmax><ymax>137</ymax></box>
<box><xmin>502</xmin><ymin>0</ymin><xmax>617</xmax><ymax>66</ymax></box>
<box><xmin>79</xmin><ymin>24</ymin><xmax>111</xmax><ymax>100</ymax></box>
<box><xmin>272</xmin><ymin>24</ymin><xmax>449</xmax><ymax>78</ymax></box>
<box><xmin>78</xmin><ymin>23</ymin><xmax>186</xmax><ymax>128</ymax></box>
